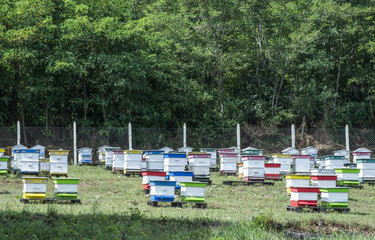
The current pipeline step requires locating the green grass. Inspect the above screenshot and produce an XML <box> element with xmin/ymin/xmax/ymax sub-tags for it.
<box><xmin>0</xmin><ymin>165</ymin><xmax>375</xmax><ymax>239</ymax></box>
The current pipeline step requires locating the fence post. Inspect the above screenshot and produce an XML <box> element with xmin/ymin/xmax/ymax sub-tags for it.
<box><xmin>291</xmin><ymin>124</ymin><xmax>296</xmax><ymax>148</ymax></box>
<box><xmin>345</xmin><ymin>125</ymin><xmax>350</xmax><ymax>151</ymax></box>
<box><xmin>128</xmin><ymin>122</ymin><xmax>133</xmax><ymax>150</ymax></box>
<box><xmin>183</xmin><ymin>123</ymin><xmax>187</xmax><ymax>148</ymax></box>
<box><xmin>17</xmin><ymin>121</ymin><xmax>21</xmax><ymax>145</ymax></box>
<box><xmin>73</xmin><ymin>121</ymin><xmax>77</xmax><ymax>165</ymax></box>
<box><xmin>236</xmin><ymin>123</ymin><xmax>241</xmax><ymax>150</ymax></box>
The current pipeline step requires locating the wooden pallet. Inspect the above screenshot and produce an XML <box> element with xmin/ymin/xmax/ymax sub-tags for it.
<box><xmin>337</xmin><ymin>185</ymin><xmax>364</xmax><ymax>189</ymax></box>
<box><xmin>20</xmin><ymin>172</ymin><xmax>39</xmax><ymax>176</ymax></box>
<box><xmin>220</xmin><ymin>171</ymin><xmax>237</xmax><ymax>176</ymax></box>
<box><xmin>361</xmin><ymin>180</ymin><xmax>375</xmax><ymax>185</ymax></box>
<box><xmin>147</xmin><ymin>201</ymin><xmax>207</xmax><ymax>208</ymax></box>
<box><xmin>265</xmin><ymin>178</ymin><xmax>283</xmax><ymax>181</ymax></box>
<box><xmin>286</xmin><ymin>205</ymin><xmax>350</xmax><ymax>213</ymax></box>
<box><xmin>223</xmin><ymin>181</ymin><xmax>274</xmax><ymax>186</ymax></box>
<box><xmin>20</xmin><ymin>198</ymin><xmax>81</xmax><ymax>204</ymax></box>
<box><xmin>112</xmin><ymin>169</ymin><xmax>124</xmax><ymax>174</ymax></box>
<box><xmin>50</xmin><ymin>173</ymin><xmax>68</xmax><ymax>178</ymax></box>
<box><xmin>123</xmin><ymin>171</ymin><xmax>142</xmax><ymax>177</ymax></box>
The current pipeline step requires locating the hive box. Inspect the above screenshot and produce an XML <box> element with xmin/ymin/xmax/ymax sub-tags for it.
<box><xmin>352</xmin><ymin>148</ymin><xmax>372</xmax><ymax>163</ymax></box>
<box><xmin>124</xmin><ymin>150</ymin><xmax>143</xmax><ymax>171</ymax></box>
<box><xmin>282</xmin><ymin>147</ymin><xmax>299</xmax><ymax>155</ymax></box>
<box><xmin>112</xmin><ymin>150</ymin><xmax>125</xmax><ymax>171</ymax></box>
<box><xmin>0</xmin><ymin>156</ymin><xmax>9</xmax><ymax>175</ymax></box>
<box><xmin>320</xmin><ymin>187</ymin><xmax>349</xmax><ymax>208</ymax></box>
<box><xmin>322</xmin><ymin>155</ymin><xmax>346</xmax><ymax>170</ymax></box>
<box><xmin>333</xmin><ymin>149</ymin><xmax>350</xmax><ymax>163</ymax></box>
<box><xmin>97</xmin><ymin>145</ymin><xmax>111</xmax><ymax>164</ymax></box>
<box><xmin>149</xmin><ymin>181</ymin><xmax>176</xmax><ymax>202</ymax></box>
<box><xmin>22</xmin><ymin>177</ymin><xmax>48</xmax><ymax>199</ymax></box>
<box><xmin>241</xmin><ymin>155</ymin><xmax>265</xmax><ymax>180</ymax></box>
<box><xmin>104</xmin><ymin>147</ymin><xmax>121</xmax><ymax>168</ymax></box>
<box><xmin>290</xmin><ymin>186</ymin><xmax>320</xmax><ymax>207</ymax></box>
<box><xmin>20</xmin><ymin>160</ymin><xmax>39</xmax><ymax>174</ymax></box>
<box><xmin>78</xmin><ymin>147</ymin><xmax>93</xmax><ymax>164</ymax></box>
<box><xmin>286</xmin><ymin>175</ymin><xmax>310</xmax><ymax>193</ymax></box>
<box><xmin>264</xmin><ymin>163</ymin><xmax>281</xmax><ymax>179</ymax></box>
<box><xmin>242</xmin><ymin>147</ymin><xmax>263</xmax><ymax>156</ymax></box>
<box><xmin>164</xmin><ymin>153</ymin><xmax>187</xmax><ymax>172</ymax></box>
<box><xmin>310</xmin><ymin>175</ymin><xmax>337</xmax><ymax>188</ymax></box>
<box><xmin>144</xmin><ymin>151</ymin><xmax>164</xmax><ymax>171</ymax></box>
<box><xmin>219</xmin><ymin>153</ymin><xmax>238</xmax><ymax>173</ymax></box>
<box><xmin>54</xmin><ymin>178</ymin><xmax>79</xmax><ymax>199</ymax></box>
<box><xmin>357</xmin><ymin>159</ymin><xmax>375</xmax><ymax>181</ymax></box>
<box><xmin>272</xmin><ymin>154</ymin><xmax>292</xmax><ymax>174</ymax></box>
<box><xmin>49</xmin><ymin>150</ymin><xmax>69</xmax><ymax>175</ymax></box>
<box><xmin>167</xmin><ymin>171</ymin><xmax>193</xmax><ymax>189</ymax></box>
<box><xmin>335</xmin><ymin>168</ymin><xmax>360</xmax><ymax>186</ymax></box>
<box><xmin>292</xmin><ymin>155</ymin><xmax>311</xmax><ymax>173</ymax></box>
<box><xmin>200</xmin><ymin>148</ymin><xmax>218</xmax><ymax>168</ymax></box>
<box><xmin>39</xmin><ymin>158</ymin><xmax>50</xmax><ymax>172</ymax></box>
<box><xmin>142</xmin><ymin>171</ymin><xmax>167</xmax><ymax>189</ymax></box>
<box><xmin>180</xmin><ymin>182</ymin><xmax>207</xmax><ymax>202</ymax></box>
<box><xmin>188</xmin><ymin>153</ymin><xmax>211</xmax><ymax>176</ymax></box>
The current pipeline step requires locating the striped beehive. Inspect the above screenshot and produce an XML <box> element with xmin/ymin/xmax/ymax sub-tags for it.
<box><xmin>320</xmin><ymin>187</ymin><xmax>349</xmax><ymax>208</ymax></box>
<box><xmin>357</xmin><ymin>159</ymin><xmax>375</xmax><ymax>181</ymax></box>
<box><xmin>219</xmin><ymin>152</ymin><xmax>238</xmax><ymax>174</ymax></box>
<box><xmin>286</xmin><ymin>175</ymin><xmax>310</xmax><ymax>194</ymax></box>
<box><xmin>149</xmin><ymin>180</ymin><xmax>176</xmax><ymax>202</ymax></box>
<box><xmin>290</xmin><ymin>186</ymin><xmax>320</xmax><ymax>207</ymax></box>
<box><xmin>264</xmin><ymin>163</ymin><xmax>281</xmax><ymax>179</ymax></box>
<box><xmin>335</xmin><ymin>168</ymin><xmax>360</xmax><ymax>186</ymax></box>
<box><xmin>53</xmin><ymin>178</ymin><xmax>79</xmax><ymax>199</ymax></box>
<box><xmin>310</xmin><ymin>174</ymin><xmax>337</xmax><ymax>188</ymax></box>
<box><xmin>142</xmin><ymin>171</ymin><xmax>167</xmax><ymax>190</ymax></box>
<box><xmin>22</xmin><ymin>177</ymin><xmax>48</xmax><ymax>199</ymax></box>
<box><xmin>180</xmin><ymin>182</ymin><xmax>207</xmax><ymax>202</ymax></box>
<box><xmin>352</xmin><ymin>148</ymin><xmax>372</xmax><ymax>163</ymax></box>
<box><xmin>78</xmin><ymin>147</ymin><xmax>93</xmax><ymax>165</ymax></box>
<box><xmin>272</xmin><ymin>154</ymin><xmax>292</xmax><ymax>175</ymax></box>
<box><xmin>0</xmin><ymin>156</ymin><xmax>9</xmax><ymax>175</ymax></box>
<box><xmin>164</xmin><ymin>153</ymin><xmax>186</xmax><ymax>172</ymax></box>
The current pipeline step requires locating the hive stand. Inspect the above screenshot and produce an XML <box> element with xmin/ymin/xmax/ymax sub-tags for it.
<box><xmin>265</xmin><ymin>177</ymin><xmax>283</xmax><ymax>181</ymax></box>
<box><xmin>210</xmin><ymin>167</ymin><xmax>220</xmax><ymax>172</ymax></box>
<box><xmin>112</xmin><ymin>169</ymin><xmax>124</xmax><ymax>174</ymax></box>
<box><xmin>286</xmin><ymin>205</ymin><xmax>350</xmax><ymax>214</ymax></box>
<box><xmin>147</xmin><ymin>201</ymin><xmax>207</xmax><ymax>208</ymax></box>
<box><xmin>220</xmin><ymin>171</ymin><xmax>237</xmax><ymax>176</ymax></box>
<box><xmin>123</xmin><ymin>171</ymin><xmax>142</xmax><ymax>177</ymax></box>
<box><xmin>336</xmin><ymin>184</ymin><xmax>364</xmax><ymax>189</ymax></box>
<box><xmin>361</xmin><ymin>179</ymin><xmax>375</xmax><ymax>185</ymax></box>
<box><xmin>223</xmin><ymin>180</ymin><xmax>274</xmax><ymax>186</ymax></box>
<box><xmin>50</xmin><ymin>173</ymin><xmax>68</xmax><ymax>178</ymax></box>
<box><xmin>20</xmin><ymin>198</ymin><xmax>81</xmax><ymax>204</ymax></box>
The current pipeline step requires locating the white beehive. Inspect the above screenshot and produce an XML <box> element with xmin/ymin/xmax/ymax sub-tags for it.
<box><xmin>320</xmin><ymin>187</ymin><xmax>349</xmax><ymax>208</ymax></box>
<box><xmin>356</xmin><ymin>159</ymin><xmax>375</xmax><ymax>181</ymax></box>
<box><xmin>200</xmin><ymin>148</ymin><xmax>218</xmax><ymax>168</ymax></box>
<box><xmin>188</xmin><ymin>153</ymin><xmax>211</xmax><ymax>177</ymax></box>
<box><xmin>292</xmin><ymin>155</ymin><xmax>311</xmax><ymax>173</ymax></box>
<box><xmin>22</xmin><ymin>177</ymin><xmax>48</xmax><ymax>199</ymax></box>
<box><xmin>264</xmin><ymin>163</ymin><xmax>281</xmax><ymax>179</ymax></box>
<box><xmin>310</xmin><ymin>174</ymin><xmax>337</xmax><ymax>188</ymax></box>
<box><xmin>163</xmin><ymin>153</ymin><xmax>187</xmax><ymax>172</ymax></box>
<box><xmin>180</xmin><ymin>182</ymin><xmax>207</xmax><ymax>202</ymax></box>
<box><xmin>49</xmin><ymin>150</ymin><xmax>69</xmax><ymax>175</ymax></box>
<box><xmin>290</xmin><ymin>186</ymin><xmax>320</xmax><ymax>207</ymax></box>
<box><xmin>0</xmin><ymin>156</ymin><xmax>9</xmax><ymax>175</ymax></box>
<box><xmin>321</xmin><ymin>155</ymin><xmax>346</xmax><ymax>170</ymax></box>
<box><xmin>144</xmin><ymin>150</ymin><xmax>164</xmax><ymax>171</ymax></box>
<box><xmin>285</xmin><ymin>175</ymin><xmax>310</xmax><ymax>193</ymax></box>
<box><xmin>78</xmin><ymin>147</ymin><xmax>93</xmax><ymax>165</ymax></box>
<box><xmin>149</xmin><ymin>180</ymin><xmax>176</xmax><ymax>202</ymax></box>
<box><xmin>241</xmin><ymin>155</ymin><xmax>265</xmax><ymax>180</ymax></box>
<box><xmin>219</xmin><ymin>152</ymin><xmax>238</xmax><ymax>173</ymax></box>
<box><xmin>31</xmin><ymin>145</ymin><xmax>46</xmax><ymax>159</ymax></box>
<box><xmin>97</xmin><ymin>145</ymin><xmax>110</xmax><ymax>164</ymax></box>
<box><xmin>142</xmin><ymin>171</ymin><xmax>167</xmax><ymax>190</ymax></box>
<box><xmin>272</xmin><ymin>154</ymin><xmax>292</xmax><ymax>174</ymax></box>
<box><xmin>17</xmin><ymin>149</ymin><xmax>41</xmax><ymax>174</ymax></box>
<box><xmin>352</xmin><ymin>147</ymin><xmax>372</xmax><ymax>163</ymax></box>
<box><xmin>123</xmin><ymin>150</ymin><xmax>143</xmax><ymax>171</ymax></box>
<box><xmin>282</xmin><ymin>147</ymin><xmax>299</xmax><ymax>155</ymax></box>
<box><xmin>104</xmin><ymin>147</ymin><xmax>121</xmax><ymax>169</ymax></box>
<box><xmin>333</xmin><ymin>149</ymin><xmax>350</xmax><ymax>163</ymax></box>
<box><xmin>112</xmin><ymin>150</ymin><xmax>124</xmax><ymax>171</ymax></box>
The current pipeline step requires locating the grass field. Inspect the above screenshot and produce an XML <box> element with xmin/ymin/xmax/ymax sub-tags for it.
<box><xmin>1</xmin><ymin>165</ymin><xmax>375</xmax><ymax>239</ymax></box>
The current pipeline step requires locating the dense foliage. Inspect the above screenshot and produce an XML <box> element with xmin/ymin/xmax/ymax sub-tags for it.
<box><xmin>1</xmin><ymin>0</ymin><xmax>375</xmax><ymax>128</ymax></box>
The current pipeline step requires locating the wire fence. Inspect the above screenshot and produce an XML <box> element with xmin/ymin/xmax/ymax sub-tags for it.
<box><xmin>1</xmin><ymin>125</ymin><xmax>375</xmax><ymax>163</ymax></box>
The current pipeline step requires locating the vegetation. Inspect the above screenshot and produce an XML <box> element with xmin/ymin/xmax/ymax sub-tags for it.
<box><xmin>0</xmin><ymin>165</ymin><xmax>375</xmax><ymax>239</ymax></box>
<box><xmin>1</xmin><ymin>0</ymin><xmax>375</xmax><ymax>129</ymax></box>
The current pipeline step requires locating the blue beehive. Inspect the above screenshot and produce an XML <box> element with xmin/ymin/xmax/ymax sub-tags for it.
<box><xmin>149</xmin><ymin>181</ymin><xmax>177</xmax><ymax>202</ymax></box>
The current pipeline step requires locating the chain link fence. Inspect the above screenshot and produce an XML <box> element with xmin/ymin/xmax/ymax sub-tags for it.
<box><xmin>2</xmin><ymin>125</ymin><xmax>375</xmax><ymax>162</ymax></box>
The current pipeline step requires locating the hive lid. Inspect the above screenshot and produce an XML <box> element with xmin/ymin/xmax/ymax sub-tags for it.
<box><xmin>78</xmin><ymin>147</ymin><xmax>93</xmax><ymax>151</ymax></box>
<box><xmin>177</xmin><ymin>147</ymin><xmax>194</xmax><ymax>153</ymax></box>
<box><xmin>53</xmin><ymin>178</ymin><xmax>79</xmax><ymax>184</ymax></box>
<box><xmin>13</xmin><ymin>149</ymin><xmax>41</xmax><ymax>154</ymax></box>
<box><xmin>301</xmin><ymin>146</ymin><xmax>318</xmax><ymax>154</ymax></box>
<box><xmin>159</xmin><ymin>146</ymin><xmax>174</xmax><ymax>153</ymax></box>
<box><xmin>149</xmin><ymin>181</ymin><xmax>176</xmax><ymax>186</ymax></box>
<box><xmin>290</xmin><ymin>186</ymin><xmax>320</xmax><ymax>192</ymax></box>
<box><xmin>272</xmin><ymin>154</ymin><xmax>292</xmax><ymax>158</ymax></box>
<box><xmin>356</xmin><ymin>159</ymin><xmax>375</xmax><ymax>163</ymax></box>
<box><xmin>320</xmin><ymin>187</ymin><xmax>350</xmax><ymax>193</ymax></box>
<box><xmin>12</xmin><ymin>144</ymin><xmax>27</xmax><ymax>150</ymax></box>
<box><xmin>281</xmin><ymin>147</ymin><xmax>299</xmax><ymax>155</ymax></box>
<box><xmin>199</xmin><ymin>148</ymin><xmax>217</xmax><ymax>152</ymax></box>
<box><xmin>124</xmin><ymin>150</ymin><xmax>143</xmax><ymax>154</ymax></box>
<box><xmin>180</xmin><ymin>182</ymin><xmax>207</xmax><ymax>188</ymax></box>
<box><xmin>49</xmin><ymin>150</ymin><xmax>69</xmax><ymax>155</ymax></box>
<box><xmin>265</xmin><ymin>163</ymin><xmax>281</xmax><ymax>168</ymax></box>
<box><xmin>322</xmin><ymin>155</ymin><xmax>345</xmax><ymax>160</ymax></box>
<box><xmin>242</xmin><ymin>146</ymin><xmax>261</xmax><ymax>151</ymax></box>
<box><xmin>163</xmin><ymin>153</ymin><xmax>186</xmax><ymax>158</ymax></box>
<box><xmin>333</xmin><ymin>149</ymin><xmax>349</xmax><ymax>155</ymax></box>
<box><xmin>144</xmin><ymin>150</ymin><xmax>164</xmax><ymax>155</ymax></box>
<box><xmin>285</xmin><ymin>175</ymin><xmax>310</xmax><ymax>179</ymax></box>
<box><xmin>241</xmin><ymin>155</ymin><xmax>266</xmax><ymax>160</ymax></box>
<box><xmin>187</xmin><ymin>153</ymin><xmax>211</xmax><ymax>158</ymax></box>
<box><xmin>142</xmin><ymin>171</ymin><xmax>166</xmax><ymax>177</ymax></box>
<box><xmin>167</xmin><ymin>171</ymin><xmax>193</xmax><ymax>177</ymax></box>
<box><xmin>353</xmin><ymin>148</ymin><xmax>372</xmax><ymax>153</ymax></box>
<box><xmin>335</xmin><ymin>168</ymin><xmax>360</xmax><ymax>173</ymax></box>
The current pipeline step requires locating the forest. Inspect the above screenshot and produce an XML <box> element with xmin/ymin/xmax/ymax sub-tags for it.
<box><xmin>1</xmin><ymin>0</ymin><xmax>375</xmax><ymax>129</ymax></box>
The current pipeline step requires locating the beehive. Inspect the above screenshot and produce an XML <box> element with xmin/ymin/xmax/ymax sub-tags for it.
<box><xmin>166</xmin><ymin>171</ymin><xmax>193</xmax><ymax>190</ymax></box>
<box><xmin>281</xmin><ymin>147</ymin><xmax>299</xmax><ymax>155</ymax></box>
<box><xmin>241</xmin><ymin>155</ymin><xmax>265</xmax><ymax>180</ymax></box>
<box><xmin>78</xmin><ymin>147</ymin><xmax>93</xmax><ymax>165</ymax></box>
<box><xmin>163</xmin><ymin>153</ymin><xmax>187</xmax><ymax>172</ymax></box>
<box><xmin>333</xmin><ymin>149</ymin><xmax>350</xmax><ymax>164</ymax></box>
<box><xmin>264</xmin><ymin>163</ymin><xmax>281</xmax><ymax>179</ymax></box>
<box><xmin>352</xmin><ymin>148</ymin><xmax>372</xmax><ymax>163</ymax></box>
<box><xmin>200</xmin><ymin>148</ymin><xmax>218</xmax><ymax>168</ymax></box>
<box><xmin>0</xmin><ymin>148</ymin><xmax>5</xmax><ymax>157</ymax></box>
<box><xmin>272</xmin><ymin>154</ymin><xmax>292</xmax><ymax>174</ymax></box>
<box><xmin>285</xmin><ymin>175</ymin><xmax>310</xmax><ymax>193</ymax></box>
<box><xmin>219</xmin><ymin>153</ymin><xmax>238</xmax><ymax>174</ymax></box>
<box><xmin>310</xmin><ymin>174</ymin><xmax>337</xmax><ymax>188</ymax></box>
<box><xmin>241</xmin><ymin>147</ymin><xmax>264</xmax><ymax>156</ymax></box>
<box><xmin>22</xmin><ymin>177</ymin><xmax>48</xmax><ymax>199</ymax></box>
<box><xmin>149</xmin><ymin>181</ymin><xmax>176</xmax><ymax>202</ymax></box>
<box><xmin>39</xmin><ymin>158</ymin><xmax>50</xmax><ymax>172</ymax></box>
<box><xmin>320</xmin><ymin>187</ymin><xmax>349</xmax><ymax>208</ymax></box>
<box><xmin>322</xmin><ymin>155</ymin><xmax>346</xmax><ymax>170</ymax></box>
<box><xmin>112</xmin><ymin>150</ymin><xmax>124</xmax><ymax>171</ymax></box>
<box><xmin>53</xmin><ymin>178</ymin><xmax>79</xmax><ymax>199</ymax></box>
<box><xmin>292</xmin><ymin>155</ymin><xmax>310</xmax><ymax>174</ymax></box>
<box><xmin>356</xmin><ymin>159</ymin><xmax>375</xmax><ymax>181</ymax></box>
<box><xmin>0</xmin><ymin>156</ymin><xmax>9</xmax><ymax>175</ymax></box>
<box><xmin>142</xmin><ymin>171</ymin><xmax>167</xmax><ymax>190</ymax></box>
<box><xmin>180</xmin><ymin>182</ymin><xmax>207</xmax><ymax>202</ymax></box>
<box><xmin>188</xmin><ymin>153</ymin><xmax>211</xmax><ymax>177</ymax></box>
<box><xmin>144</xmin><ymin>150</ymin><xmax>164</xmax><ymax>171</ymax></box>
<box><xmin>335</xmin><ymin>168</ymin><xmax>360</xmax><ymax>186</ymax></box>
<box><xmin>124</xmin><ymin>150</ymin><xmax>143</xmax><ymax>171</ymax></box>
<box><xmin>49</xmin><ymin>150</ymin><xmax>69</xmax><ymax>175</ymax></box>
<box><xmin>104</xmin><ymin>147</ymin><xmax>121</xmax><ymax>168</ymax></box>
<box><xmin>18</xmin><ymin>149</ymin><xmax>41</xmax><ymax>174</ymax></box>
<box><xmin>290</xmin><ymin>186</ymin><xmax>320</xmax><ymax>207</ymax></box>
<box><xmin>31</xmin><ymin>145</ymin><xmax>46</xmax><ymax>159</ymax></box>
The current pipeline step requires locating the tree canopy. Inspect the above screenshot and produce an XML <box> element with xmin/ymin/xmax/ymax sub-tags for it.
<box><xmin>1</xmin><ymin>0</ymin><xmax>375</xmax><ymax>128</ymax></box>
